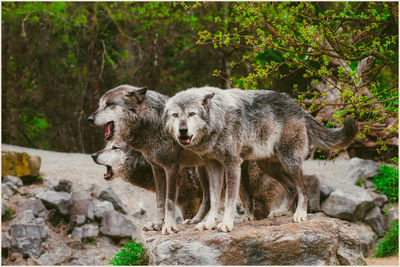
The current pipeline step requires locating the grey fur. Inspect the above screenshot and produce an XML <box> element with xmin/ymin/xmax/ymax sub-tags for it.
<box><xmin>164</xmin><ymin>86</ymin><xmax>358</xmax><ymax>232</ymax></box>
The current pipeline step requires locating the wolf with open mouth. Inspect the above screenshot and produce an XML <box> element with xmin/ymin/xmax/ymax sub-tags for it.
<box><xmin>91</xmin><ymin>138</ymin><xmax>209</xmax><ymax>220</ymax></box>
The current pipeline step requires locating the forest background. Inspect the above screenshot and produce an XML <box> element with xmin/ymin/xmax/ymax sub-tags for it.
<box><xmin>2</xmin><ymin>2</ymin><xmax>398</xmax><ymax>162</ymax></box>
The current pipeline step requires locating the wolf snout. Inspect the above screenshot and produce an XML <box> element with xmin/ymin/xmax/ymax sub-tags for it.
<box><xmin>179</xmin><ymin>126</ymin><xmax>188</xmax><ymax>135</ymax></box>
<box><xmin>87</xmin><ymin>116</ymin><xmax>95</xmax><ymax>124</ymax></box>
<box><xmin>91</xmin><ymin>153</ymin><xmax>98</xmax><ymax>162</ymax></box>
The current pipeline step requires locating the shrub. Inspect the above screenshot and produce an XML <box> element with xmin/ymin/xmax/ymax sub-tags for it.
<box><xmin>374</xmin><ymin>221</ymin><xmax>399</xmax><ymax>257</ymax></box>
<box><xmin>373</xmin><ymin>165</ymin><xmax>399</xmax><ymax>201</ymax></box>
<box><xmin>109</xmin><ymin>239</ymin><xmax>149</xmax><ymax>265</ymax></box>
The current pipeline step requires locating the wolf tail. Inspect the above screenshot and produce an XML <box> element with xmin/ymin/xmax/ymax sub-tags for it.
<box><xmin>305</xmin><ymin>113</ymin><xmax>358</xmax><ymax>150</ymax></box>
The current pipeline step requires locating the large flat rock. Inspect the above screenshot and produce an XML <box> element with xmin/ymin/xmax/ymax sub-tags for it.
<box><xmin>137</xmin><ymin>213</ymin><xmax>365</xmax><ymax>265</ymax></box>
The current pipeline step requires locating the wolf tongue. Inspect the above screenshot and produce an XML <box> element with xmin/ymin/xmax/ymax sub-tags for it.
<box><xmin>105</xmin><ymin>123</ymin><xmax>112</xmax><ymax>139</ymax></box>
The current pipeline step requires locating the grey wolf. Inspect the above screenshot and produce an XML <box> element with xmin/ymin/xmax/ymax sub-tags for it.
<box><xmin>91</xmin><ymin>138</ymin><xmax>206</xmax><ymax>219</ymax></box>
<box><xmin>164</xmin><ymin>86</ymin><xmax>358</xmax><ymax>232</ymax></box>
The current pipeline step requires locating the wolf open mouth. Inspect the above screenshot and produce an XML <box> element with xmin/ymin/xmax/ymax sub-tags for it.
<box><xmin>105</xmin><ymin>121</ymin><xmax>114</xmax><ymax>140</ymax></box>
<box><xmin>104</xmin><ymin>166</ymin><xmax>113</xmax><ymax>180</ymax></box>
<box><xmin>178</xmin><ymin>135</ymin><xmax>193</xmax><ymax>146</ymax></box>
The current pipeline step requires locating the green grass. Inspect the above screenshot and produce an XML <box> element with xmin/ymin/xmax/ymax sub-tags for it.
<box><xmin>373</xmin><ymin>165</ymin><xmax>399</xmax><ymax>201</ymax></box>
<box><xmin>2</xmin><ymin>207</ymin><xmax>15</xmax><ymax>221</ymax></box>
<box><xmin>374</xmin><ymin>221</ymin><xmax>399</xmax><ymax>257</ymax></box>
<box><xmin>109</xmin><ymin>239</ymin><xmax>149</xmax><ymax>265</ymax></box>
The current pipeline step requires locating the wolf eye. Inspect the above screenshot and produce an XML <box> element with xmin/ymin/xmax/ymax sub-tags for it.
<box><xmin>188</xmin><ymin>112</ymin><xmax>196</xmax><ymax>117</ymax></box>
<box><xmin>106</xmin><ymin>101</ymin><xmax>113</xmax><ymax>107</ymax></box>
<box><xmin>172</xmin><ymin>113</ymin><xmax>178</xmax><ymax>118</ymax></box>
<box><xmin>112</xmin><ymin>146</ymin><xmax>119</xmax><ymax>150</ymax></box>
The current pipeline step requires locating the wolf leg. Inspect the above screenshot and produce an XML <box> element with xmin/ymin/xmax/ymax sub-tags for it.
<box><xmin>162</xmin><ymin>165</ymin><xmax>180</xmax><ymax>235</ymax></box>
<box><xmin>184</xmin><ymin>166</ymin><xmax>210</xmax><ymax>225</ymax></box>
<box><xmin>240</xmin><ymin>161</ymin><xmax>255</xmax><ymax>221</ymax></box>
<box><xmin>217</xmin><ymin>157</ymin><xmax>242</xmax><ymax>232</ymax></box>
<box><xmin>143</xmin><ymin>165</ymin><xmax>165</xmax><ymax>231</ymax></box>
<box><xmin>195</xmin><ymin>160</ymin><xmax>224</xmax><ymax>231</ymax></box>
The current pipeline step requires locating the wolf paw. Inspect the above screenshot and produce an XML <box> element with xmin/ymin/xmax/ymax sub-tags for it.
<box><xmin>293</xmin><ymin>210</ymin><xmax>307</xmax><ymax>223</ymax></box>
<box><xmin>216</xmin><ymin>222</ymin><xmax>233</xmax><ymax>232</ymax></box>
<box><xmin>267</xmin><ymin>210</ymin><xmax>288</xmax><ymax>218</ymax></box>
<box><xmin>194</xmin><ymin>221</ymin><xmax>216</xmax><ymax>231</ymax></box>
<box><xmin>161</xmin><ymin>224</ymin><xmax>178</xmax><ymax>235</ymax></box>
<box><xmin>143</xmin><ymin>221</ymin><xmax>162</xmax><ymax>231</ymax></box>
<box><xmin>242</xmin><ymin>213</ymin><xmax>255</xmax><ymax>222</ymax></box>
<box><xmin>184</xmin><ymin>218</ymin><xmax>202</xmax><ymax>225</ymax></box>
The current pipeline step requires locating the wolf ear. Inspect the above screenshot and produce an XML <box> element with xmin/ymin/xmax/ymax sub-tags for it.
<box><xmin>125</xmin><ymin>86</ymin><xmax>148</xmax><ymax>103</ymax></box>
<box><xmin>202</xmin><ymin>93</ymin><xmax>214</xmax><ymax>108</ymax></box>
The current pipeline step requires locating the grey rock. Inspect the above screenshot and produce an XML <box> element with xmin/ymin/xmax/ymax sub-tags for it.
<box><xmin>350</xmin><ymin>222</ymin><xmax>377</xmax><ymax>257</ymax></box>
<box><xmin>365</xmin><ymin>206</ymin><xmax>385</xmax><ymax>236</ymax></box>
<box><xmin>383</xmin><ymin>203</ymin><xmax>399</xmax><ymax>230</ymax></box>
<box><xmin>16</xmin><ymin>209</ymin><xmax>36</xmax><ymax>224</ymax></box>
<box><xmin>304</xmin><ymin>175</ymin><xmax>321</xmax><ymax>212</ymax></box>
<box><xmin>94</xmin><ymin>199</ymin><xmax>115</xmax><ymax>219</ymax></box>
<box><xmin>138</xmin><ymin>213</ymin><xmax>365</xmax><ymax>265</ymax></box>
<box><xmin>364</xmin><ymin>180</ymin><xmax>375</xmax><ymax>189</ymax></box>
<box><xmin>10</xmin><ymin>224</ymin><xmax>50</xmax><ymax>258</ymax></box>
<box><xmin>100</xmin><ymin>210</ymin><xmax>136</xmax><ymax>238</ymax></box>
<box><xmin>71</xmin><ymin>198</ymin><xmax>94</xmax><ymax>225</ymax></box>
<box><xmin>2</xmin><ymin>232</ymin><xmax>11</xmax><ymax>250</ymax></box>
<box><xmin>53</xmin><ymin>179</ymin><xmax>73</xmax><ymax>193</ymax></box>
<box><xmin>72</xmin><ymin>227</ymin><xmax>84</xmax><ymax>242</ymax></box>
<box><xmin>70</xmin><ymin>257</ymin><xmax>95</xmax><ymax>265</ymax></box>
<box><xmin>3</xmin><ymin>176</ymin><xmax>23</xmax><ymax>187</ymax></box>
<box><xmin>20</xmin><ymin>198</ymin><xmax>49</xmax><ymax>220</ymax></box>
<box><xmin>36</xmin><ymin>189</ymin><xmax>73</xmax><ymax>216</ymax></box>
<box><xmin>303</xmin><ymin>158</ymin><xmax>380</xmax><ymax>187</ymax></box>
<box><xmin>367</xmin><ymin>189</ymin><xmax>388</xmax><ymax>207</ymax></box>
<box><xmin>38</xmin><ymin>243</ymin><xmax>71</xmax><ymax>265</ymax></box>
<box><xmin>82</xmin><ymin>224</ymin><xmax>99</xmax><ymax>241</ymax></box>
<box><xmin>99</xmin><ymin>187</ymin><xmax>127</xmax><ymax>214</ymax></box>
<box><xmin>321</xmin><ymin>185</ymin><xmax>374</xmax><ymax>221</ymax></box>
<box><xmin>2</xmin><ymin>183</ymin><xmax>15</xmax><ymax>199</ymax></box>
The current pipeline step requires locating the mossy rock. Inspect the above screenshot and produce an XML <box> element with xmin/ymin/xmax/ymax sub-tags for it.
<box><xmin>2</xmin><ymin>150</ymin><xmax>41</xmax><ymax>178</ymax></box>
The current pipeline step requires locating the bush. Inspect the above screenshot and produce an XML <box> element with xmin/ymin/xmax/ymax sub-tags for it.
<box><xmin>373</xmin><ymin>165</ymin><xmax>399</xmax><ymax>201</ymax></box>
<box><xmin>109</xmin><ymin>239</ymin><xmax>149</xmax><ymax>265</ymax></box>
<box><xmin>374</xmin><ymin>221</ymin><xmax>399</xmax><ymax>257</ymax></box>
<box><xmin>2</xmin><ymin>207</ymin><xmax>15</xmax><ymax>221</ymax></box>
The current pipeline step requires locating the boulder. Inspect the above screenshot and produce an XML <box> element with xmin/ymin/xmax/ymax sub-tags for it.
<box><xmin>36</xmin><ymin>190</ymin><xmax>73</xmax><ymax>216</ymax></box>
<box><xmin>10</xmin><ymin>224</ymin><xmax>50</xmax><ymax>258</ymax></box>
<box><xmin>321</xmin><ymin>185</ymin><xmax>374</xmax><ymax>221</ymax></box>
<box><xmin>383</xmin><ymin>203</ymin><xmax>399</xmax><ymax>230</ymax></box>
<box><xmin>2</xmin><ymin>150</ymin><xmax>41</xmax><ymax>178</ymax></box>
<box><xmin>100</xmin><ymin>210</ymin><xmax>136</xmax><ymax>239</ymax></box>
<box><xmin>37</xmin><ymin>243</ymin><xmax>71</xmax><ymax>265</ymax></box>
<box><xmin>364</xmin><ymin>206</ymin><xmax>385</xmax><ymax>236</ymax></box>
<box><xmin>99</xmin><ymin>187</ymin><xmax>128</xmax><ymax>214</ymax></box>
<box><xmin>19</xmin><ymin>198</ymin><xmax>48</xmax><ymax>220</ymax></box>
<box><xmin>3</xmin><ymin>176</ymin><xmax>23</xmax><ymax>187</ymax></box>
<box><xmin>2</xmin><ymin>203</ymin><xmax>6</xmax><ymax>216</ymax></box>
<box><xmin>2</xmin><ymin>183</ymin><xmax>15</xmax><ymax>199</ymax></box>
<box><xmin>2</xmin><ymin>232</ymin><xmax>11</xmax><ymax>250</ymax></box>
<box><xmin>366</xmin><ymin>189</ymin><xmax>388</xmax><ymax>207</ymax></box>
<box><xmin>72</xmin><ymin>224</ymin><xmax>99</xmax><ymax>242</ymax></box>
<box><xmin>138</xmin><ymin>213</ymin><xmax>365</xmax><ymax>265</ymax></box>
<box><xmin>71</xmin><ymin>198</ymin><xmax>95</xmax><ymax>225</ymax></box>
<box><xmin>303</xmin><ymin>158</ymin><xmax>380</xmax><ymax>186</ymax></box>
<box><xmin>350</xmin><ymin>222</ymin><xmax>377</xmax><ymax>257</ymax></box>
<box><xmin>94</xmin><ymin>200</ymin><xmax>115</xmax><ymax>219</ymax></box>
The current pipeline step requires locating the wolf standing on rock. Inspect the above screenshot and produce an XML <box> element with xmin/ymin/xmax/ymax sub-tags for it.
<box><xmin>164</xmin><ymin>86</ymin><xmax>358</xmax><ymax>232</ymax></box>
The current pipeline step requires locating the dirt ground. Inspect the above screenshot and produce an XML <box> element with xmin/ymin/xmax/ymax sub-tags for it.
<box><xmin>366</xmin><ymin>255</ymin><xmax>399</xmax><ymax>266</ymax></box>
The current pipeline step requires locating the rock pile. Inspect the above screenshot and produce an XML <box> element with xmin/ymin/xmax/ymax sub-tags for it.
<box><xmin>1</xmin><ymin>175</ymin><xmax>138</xmax><ymax>265</ymax></box>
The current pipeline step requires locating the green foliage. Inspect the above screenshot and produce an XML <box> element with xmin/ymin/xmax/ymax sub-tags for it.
<box><xmin>109</xmin><ymin>239</ymin><xmax>149</xmax><ymax>266</ymax></box>
<box><xmin>374</xmin><ymin>221</ymin><xmax>399</xmax><ymax>257</ymax></box>
<box><xmin>373</xmin><ymin>165</ymin><xmax>399</xmax><ymax>201</ymax></box>
<box><xmin>2</xmin><ymin>207</ymin><xmax>15</xmax><ymax>221</ymax></box>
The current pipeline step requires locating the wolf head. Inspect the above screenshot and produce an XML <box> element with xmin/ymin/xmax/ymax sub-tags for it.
<box><xmin>164</xmin><ymin>89</ymin><xmax>214</xmax><ymax>147</ymax></box>
<box><xmin>91</xmin><ymin>138</ymin><xmax>129</xmax><ymax>181</ymax></box>
<box><xmin>87</xmin><ymin>85</ymin><xmax>148</xmax><ymax>140</ymax></box>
